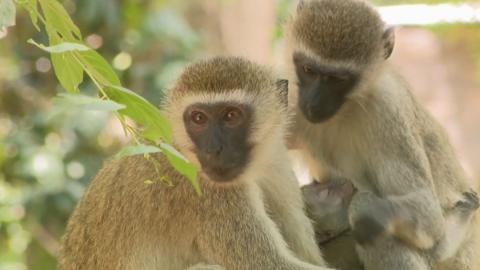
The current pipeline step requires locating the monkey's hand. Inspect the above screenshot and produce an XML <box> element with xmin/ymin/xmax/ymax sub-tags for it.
<box><xmin>350</xmin><ymin>191</ymin><xmax>434</xmax><ymax>250</ymax></box>
<box><xmin>350</xmin><ymin>192</ymin><xmax>395</xmax><ymax>246</ymax></box>
<box><xmin>455</xmin><ymin>190</ymin><xmax>480</xmax><ymax>217</ymax></box>
<box><xmin>432</xmin><ymin>190</ymin><xmax>479</xmax><ymax>261</ymax></box>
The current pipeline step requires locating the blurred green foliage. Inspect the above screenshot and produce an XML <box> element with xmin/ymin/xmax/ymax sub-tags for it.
<box><xmin>0</xmin><ymin>0</ymin><xmax>203</xmax><ymax>268</ymax></box>
<box><xmin>0</xmin><ymin>0</ymin><xmax>479</xmax><ymax>269</ymax></box>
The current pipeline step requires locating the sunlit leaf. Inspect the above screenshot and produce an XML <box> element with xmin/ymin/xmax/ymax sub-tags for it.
<box><xmin>144</xmin><ymin>180</ymin><xmax>154</xmax><ymax>185</ymax></box>
<box><xmin>17</xmin><ymin>0</ymin><xmax>39</xmax><ymax>30</ymax></box>
<box><xmin>104</xmin><ymin>85</ymin><xmax>173</xmax><ymax>143</ymax></box>
<box><xmin>28</xmin><ymin>39</ymin><xmax>90</xmax><ymax>53</ymax></box>
<box><xmin>79</xmin><ymin>50</ymin><xmax>120</xmax><ymax>86</ymax></box>
<box><xmin>38</xmin><ymin>0</ymin><xmax>81</xmax><ymax>41</ymax></box>
<box><xmin>159</xmin><ymin>143</ymin><xmax>200</xmax><ymax>194</ymax></box>
<box><xmin>42</xmin><ymin>30</ymin><xmax>84</xmax><ymax>93</ymax></box>
<box><xmin>0</xmin><ymin>0</ymin><xmax>16</xmax><ymax>28</ymax></box>
<box><xmin>53</xmin><ymin>93</ymin><xmax>125</xmax><ymax>112</ymax></box>
<box><xmin>116</xmin><ymin>143</ymin><xmax>200</xmax><ymax>194</ymax></box>
<box><xmin>50</xmin><ymin>52</ymin><xmax>83</xmax><ymax>93</ymax></box>
<box><xmin>116</xmin><ymin>144</ymin><xmax>162</xmax><ymax>159</ymax></box>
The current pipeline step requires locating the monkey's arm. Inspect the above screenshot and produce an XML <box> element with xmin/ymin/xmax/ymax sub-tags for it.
<box><xmin>196</xmin><ymin>186</ymin><xmax>332</xmax><ymax>270</ymax></box>
<box><xmin>350</xmin><ymin>189</ymin><xmax>443</xmax><ymax>250</ymax></box>
<box><xmin>350</xmin><ymin>143</ymin><xmax>445</xmax><ymax>250</ymax></box>
<box><xmin>259</xmin><ymin>162</ymin><xmax>327</xmax><ymax>266</ymax></box>
<box><xmin>188</xmin><ymin>264</ymin><xmax>224</xmax><ymax>270</ymax></box>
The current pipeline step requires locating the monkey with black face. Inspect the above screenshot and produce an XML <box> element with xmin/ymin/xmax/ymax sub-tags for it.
<box><xmin>58</xmin><ymin>57</ymin><xmax>331</xmax><ymax>270</ymax></box>
<box><xmin>285</xmin><ymin>0</ymin><xmax>479</xmax><ymax>269</ymax></box>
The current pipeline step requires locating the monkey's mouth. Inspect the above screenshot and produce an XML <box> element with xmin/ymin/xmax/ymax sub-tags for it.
<box><xmin>201</xmin><ymin>165</ymin><xmax>243</xmax><ymax>183</ymax></box>
<box><xmin>301</xmin><ymin>101</ymin><xmax>344</xmax><ymax>124</ymax></box>
<box><xmin>301</xmin><ymin>105</ymin><xmax>336</xmax><ymax>123</ymax></box>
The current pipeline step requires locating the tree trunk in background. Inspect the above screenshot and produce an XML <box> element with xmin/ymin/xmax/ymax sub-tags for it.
<box><xmin>185</xmin><ymin>0</ymin><xmax>275</xmax><ymax>64</ymax></box>
<box><xmin>219</xmin><ymin>0</ymin><xmax>275</xmax><ymax>64</ymax></box>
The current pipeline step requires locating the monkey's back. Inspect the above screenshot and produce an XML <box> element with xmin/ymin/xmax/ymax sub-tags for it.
<box><xmin>391</xmin><ymin>71</ymin><xmax>474</xmax><ymax>205</ymax></box>
<box><xmin>362</xmin><ymin>69</ymin><xmax>474</xmax><ymax>205</ymax></box>
<box><xmin>416</xmin><ymin>104</ymin><xmax>473</xmax><ymax>204</ymax></box>
<box><xmin>58</xmin><ymin>154</ymin><xmax>211</xmax><ymax>270</ymax></box>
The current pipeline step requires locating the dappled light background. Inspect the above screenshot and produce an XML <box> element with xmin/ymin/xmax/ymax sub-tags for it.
<box><xmin>0</xmin><ymin>0</ymin><xmax>479</xmax><ymax>269</ymax></box>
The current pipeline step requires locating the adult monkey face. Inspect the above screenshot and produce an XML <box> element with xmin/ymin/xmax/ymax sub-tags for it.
<box><xmin>293</xmin><ymin>52</ymin><xmax>360</xmax><ymax>123</ymax></box>
<box><xmin>183</xmin><ymin>103</ymin><xmax>252</xmax><ymax>182</ymax></box>
<box><xmin>287</xmin><ymin>0</ymin><xmax>394</xmax><ymax>124</ymax></box>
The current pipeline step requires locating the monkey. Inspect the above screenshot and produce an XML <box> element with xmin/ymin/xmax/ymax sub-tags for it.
<box><xmin>301</xmin><ymin>178</ymin><xmax>479</xmax><ymax>270</ymax></box>
<box><xmin>302</xmin><ymin>178</ymin><xmax>363</xmax><ymax>270</ymax></box>
<box><xmin>188</xmin><ymin>264</ymin><xmax>224</xmax><ymax>270</ymax></box>
<box><xmin>58</xmin><ymin>56</ymin><xmax>333</xmax><ymax>270</ymax></box>
<box><xmin>284</xmin><ymin>0</ymin><xmax>479</xmax><ymax>269</ymax></box>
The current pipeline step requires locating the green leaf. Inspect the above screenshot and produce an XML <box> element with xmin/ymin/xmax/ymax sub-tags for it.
<box><xmin>116</xmin><ymin>144</ymin><xmax>162</xmax><ymax>159</ymax></box>
<box><xmin>42</xmin><ymin>29</ymin><xmax>84</xmax><ymax>93</ymax></box>
<box><xmin>0</xmin><ymin>0</ymin><xmax>15</xmax><ymax>28</ymax></box>
<box><xmin>28</xmin><ymin>39</ymin><xmax>90</xmax><ymax>53</ymax></box>
<box><xmin>104</xmin><ymin>85</ymin><xmax>173</xmax><ymax>143</ymax></box>
<box><xmin>144</xmin><ymin>180</ymin><xmax>154</xmax><ymax>185</ymax></box>
<box><xmin>53</xmin><ymin>93</ymin><xmax>126</xmax><ymax>112</ymax></box>
<box><xmin>79</xmin><ymin>50</ymin><xmax>120</xmax><ymax>86</ymax></box>
<box><xmin>159</xmin><ymin>143</ymin><xmax>200</xmax><ymax>194</ymax></box>
<box><xmin>50</xmin><ymin>52</ymin><xmax>84</xmax><ymax>93</ymax></box>
<box><xmin>17</xmin><ymin>0</ymin><xmax>39</xmax><ymax>30</ymax></box>
<box><xmin>38</xmin><ymin>0</ymin><xmax>81</xmax><ymax>41</ymax></box>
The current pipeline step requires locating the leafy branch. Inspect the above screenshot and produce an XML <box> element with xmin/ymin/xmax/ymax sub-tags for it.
<box><xmin>0</xmin><ymin>0</ymin><xmax>200</xmax><ymax>194</ymax></box>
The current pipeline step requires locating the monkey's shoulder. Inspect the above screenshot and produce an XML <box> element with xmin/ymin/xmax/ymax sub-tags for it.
<box><xmin>82</xmin><ymin>154</ymin><xmax>245</xmax><ymax>205</ymax></box>
<box><xmin>356</xmin><ymin>73</ymin><xmax>424</xmax><ymax>136</ymax></box>
<box><xmin>81</xmin><ymin>153</ymin><xmax>190</xmax><ymax>201</ymax></box>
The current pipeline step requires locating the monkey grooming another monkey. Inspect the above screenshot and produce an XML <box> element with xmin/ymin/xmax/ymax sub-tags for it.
<box><xmin>285</xmin><ymin>0</ymin><xmax>479</xmax><ymax>269</ymax></box>
<box><xmin>58</xmin><ymin>56</ymin><xmax>333</xmax><ymax>270</ymax></box>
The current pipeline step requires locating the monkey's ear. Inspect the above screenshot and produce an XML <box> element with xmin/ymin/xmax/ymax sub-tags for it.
<box><xmin>276</xmin><ymin>79</ymin><xmax>289</xmax><ymax>107</ymax></box>
<box><xmin>383</xmin><ymin>26</ymin><xmax>395</xmax><ymax>59</ymax></box>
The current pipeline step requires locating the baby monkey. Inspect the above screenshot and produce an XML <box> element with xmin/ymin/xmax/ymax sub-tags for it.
<box><xmin>302</xmin><ymin>178</ymin><xmax>362</xmax><ymax>270</ymax></box>
<box><xmin>58</xmin><ymin>57</ymin><xmax>331</xmax><ymax>270</ymax></box>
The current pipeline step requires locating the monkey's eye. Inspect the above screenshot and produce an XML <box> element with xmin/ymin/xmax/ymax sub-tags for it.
<box><xmin>223</xmin><ymin>108</ymin><xmax>243</xmax><ymax>126</ymax></box>
<box><xmin>303</xmin><ymin>65</ymin><xmax>314</xmax><ymax>74</ymax></box>
<box><xmin>190</xmin><ymin>111</ymin><xmax>208</xmax><ymax>125</ymax></box>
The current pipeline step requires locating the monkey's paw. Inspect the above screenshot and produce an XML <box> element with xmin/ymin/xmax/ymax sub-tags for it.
<box><xmin>455</xmin><ymin>190</ymin><xmax>480</xmax><ymax>213</ymax></box>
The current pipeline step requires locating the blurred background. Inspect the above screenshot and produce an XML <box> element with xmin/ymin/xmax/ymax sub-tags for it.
<box><xmin>0</xmin><ymin>0</ymin><xmax>479</xmax><ymax>269</ymax></box>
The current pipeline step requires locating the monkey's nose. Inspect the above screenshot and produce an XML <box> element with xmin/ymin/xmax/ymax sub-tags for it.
<box><xmin>205</xmin><ymin>145</ymin><xmax>223</xmax><ymax>158</ymax></box>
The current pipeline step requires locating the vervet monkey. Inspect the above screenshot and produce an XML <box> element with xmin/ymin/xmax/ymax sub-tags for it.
<box><xmin>302</xmin><ymin>179</ymin><xmax>479</xmax><ymax>270</ymax></box>
<box><xmin>285</xmin><ymin>0</ymin><xmax>479</xmax><ymax>269</ymax></box>
<box><xmin>58</xmin><ymin>56</ymin><xmax>332</xmax><ymax>270</ymax></box>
